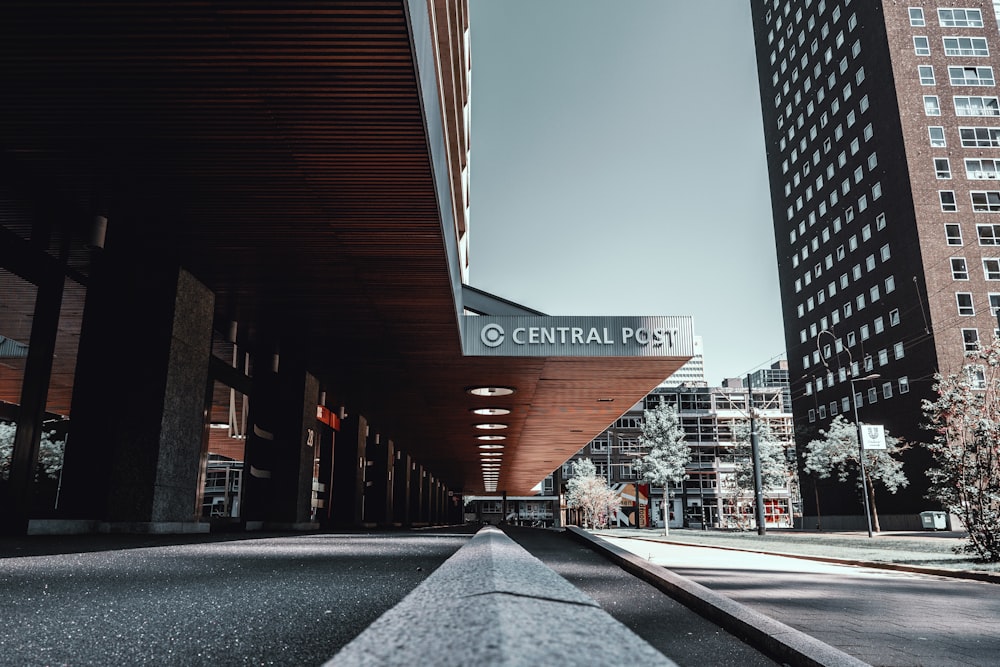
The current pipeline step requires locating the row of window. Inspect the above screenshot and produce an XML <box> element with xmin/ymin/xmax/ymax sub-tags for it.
<box><xmin>936</xmin><ymin>190</ymin><xmax>1000</xmax><ymax>212</ymax></box>
<box><xmin>919</xmin><ymin>65</ymin><xmax>995</xmax><ymax>86</ymax></box>
<box><xmin>909</xmin><ymin>7</ymin><xmax>985</xmax><ymax>28</ymax></box>
<box><xmin>950</xmin><ymin>256</ymin><xmax>1000</xmax><ymax>280</ymax></box>
<box><xmin>944</xmin><ymin>222</ymin><xmax>1000</xmax><ymax>245</ymax></box>
<box><xmin>807</xmin><ymin>376</ymin><xmax>911</xmax><ymax>423</ymax></box>
<box><xmin>955</xmin><ymin>291</ymin><xmax>1000</xmax><ymax>316</ymax></box>
<box><xmin>933</xmin><ymin>156</ymin><xmax>1000</xmax><ymax>179</ymax></box>
<box><xmin>805</xmin><ymin>343</ymin><xmax>906</xmax><ymax>395</ymax></box>
<box><xmin>924</xmin><ymin>94</ymin><xmax>1000</xmax><ymax>115</ymax></box>
<box><xmin>914</xmin><ymin>35</ymin><xmax>990</xmax><ymax>57</ymax></box>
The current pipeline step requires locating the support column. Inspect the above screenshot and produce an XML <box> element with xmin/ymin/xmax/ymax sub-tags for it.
<box><xmin>393</xmin><ymin>451</ymin><xmax>411</xmax><ymax>527</ymax></box>
<box><xmin>411</xmin><ymin>464</ymin><xmax>426</xmax><ymax>527</ymax></box>
<box><xmin>241</xmin><ymin>352</ymin><xmax>318</xmax><ymax>530</ymax></box>
<box><xmin>59</xmin><ymin>260</ymin><xmax>214</xmax><ymax>531</ymax></box>
<box><xmin>331</xmin><ymin>414</ymin><xmax>367</xmax><ymax>527</ymax></box>
<box><xmin>363</xmin><ymin>433</ymin><xmax>394</xmax><ymax>526</ymax></box>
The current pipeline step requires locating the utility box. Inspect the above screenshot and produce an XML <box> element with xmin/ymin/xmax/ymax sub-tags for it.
<box><xmin>920</xmin><ymin>511</ymin><xmax>947</xmax><ymax>530</ymax></box>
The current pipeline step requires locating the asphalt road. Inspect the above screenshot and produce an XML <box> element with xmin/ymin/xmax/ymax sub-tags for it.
<box><xmin>502</xmin><ymin>527</ymin><xmax>779</xmax><ymax>667</ymax></box>
<box><xmin>605</xmin><ymin>535</ymin><xmax>1000</xmax><ymax>667</ymax></box>
<box><xmin>0</xmin><ymin>529</ymin><xmax>473</xmax><ymax>666</ymax></box>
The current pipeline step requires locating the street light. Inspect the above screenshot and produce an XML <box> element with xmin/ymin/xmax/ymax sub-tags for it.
<box><xmin>818</xmin><ymin>329</ymin><xmax>877</xmax><ymax>538</ymax></box>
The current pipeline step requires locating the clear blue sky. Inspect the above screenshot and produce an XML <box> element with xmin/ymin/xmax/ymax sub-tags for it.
<box><xmin>467</xmin><ymin>1</ymin><xmax>786</xmax><ymax>385</ymax></box>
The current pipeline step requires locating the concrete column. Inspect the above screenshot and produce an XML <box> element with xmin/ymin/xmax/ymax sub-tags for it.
<box><xmin>331</xmin><ymin>414</ymin><xmax>367</xmax><ymax>527</ymax></box>
<box><xmin>411</xmin><ymin>463</ymin><xmax>426</xmax><ymax>526</ymax></box>
<box><xmin>363</xmin><ymin>433</ymin><xmax>394</xmax><ymax>526</ymax></box>
<box><xmin>59</xmin><ymin>260</ymin><xmax>214</xmax><ymax>531</ymax></box>
<box><xmin>392</xmin><ymin>451</ymin><xmax>411</xmax><ymax>527</ymax></box>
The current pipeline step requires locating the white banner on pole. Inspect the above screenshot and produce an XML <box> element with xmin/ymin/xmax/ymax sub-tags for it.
<box><xmin>861</xmin><ymin>424</ymin><xmax>887</xmax><ymax>450</ymax></box>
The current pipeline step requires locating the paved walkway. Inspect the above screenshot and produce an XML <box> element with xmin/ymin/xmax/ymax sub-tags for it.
<box><xmin>600</xmin><ymin>531</ymin><xmax>1000</xmax><ymax>667</ymax></box>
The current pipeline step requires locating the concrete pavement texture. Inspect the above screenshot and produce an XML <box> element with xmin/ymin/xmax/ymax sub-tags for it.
<box><xmin>503</xmin><ymin>526</ymin><xmax>783</xmax><ymax>667</ymax></box>
<box><xmin>594</xmin><ymin>529</ymin><xmax>1000</xmax><ymax>667</ymax></box>
<box><xmin>0</xmin><ymin>528</ymin><xmax>474</xmax><ymax>666</ymax></box>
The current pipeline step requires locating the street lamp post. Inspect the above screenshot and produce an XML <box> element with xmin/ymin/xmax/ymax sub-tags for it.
<box><xmin>818</xmin><ymin>329</ymin><xmax>877</xmax><ymax>538</ymax></box>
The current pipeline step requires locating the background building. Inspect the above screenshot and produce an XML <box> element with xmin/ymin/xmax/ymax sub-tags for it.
<box><xmin>659</xmin><ymin>335</ymin><xmax>706</xmax><ymax>387</ymax></box>
<box><xmin>559</xmin><ymin>362</ymin><xmax>798</xmax><ymax>530</ymax></box>
<box><xmin>750</xmin><ymin>0</ymin><xmax>1000</xmax><ymax>528</ymax></box>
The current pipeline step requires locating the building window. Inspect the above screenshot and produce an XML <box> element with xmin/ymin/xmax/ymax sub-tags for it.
<box><xmin>960</xmin><ymin>126</ymin><xmax>1000</xmax><ymax>147</ymax></box>
<box><xmin>910</xmin><ymin>7</ymin><xmax>926</xmax><ymax>26</ymax></box>
<box><xmin>938</xmin><ymin>8</ymin><xmax>984</xmax><ymax>28</ymax></box>
<box><xmin>957</xmin><ymin>292</ymin><xmax>975</xmax><ymax>315</ymax></box>
<box><xmin>984</xmin><ymin>258</ymin><xmax>1000</xmax><ymax>280</ymax></box>
<box><xmin>945</xmin><ymin>223</ymin><xmax>963</xmax><ymax>245</ymax></box>
<box><xmin>919</xmin><ymin>65</ymin><xmax>936</xmax><ymax>85</ymax></box>
<box><xmin>883</xmin><ymin>382</ymin><xmax>893</xmax><ymax>399</ymax></box>
<box><xmin>966</xmin><ymin>158</ymin><xmax>1000</xmax><ymax>179</ymax></box>
<box><xmin>966</xmin><ymin>365</ymin><xmax>988</xmax><ymax>390</ymax></box>
<box><xmin>880</xmin><ymin>244</ymin><xmax>891</xmax><ymax>261</ymax></box>
<box><xmin>954</xmin><ymin>96</ymin><xmax>1000</xmax><ymax>116</ymax></box>
<box><xmin>940</xmin><ymin>191</ymin><xmax>958</xmax><ymax>211</ymax></box>
<box><xmin>952</xmin><ymin>257</ymin><xmax>970</xmax><ymax>280</ymax></box>
<box><xmin>867</xmin><ymin>387</ymin><xmax>878</xmax><ymax>403</ymax></box>
<box><xmin>890</xmin><ymin>308</ymin><xmax>901</xmax><ymax>326</ymax></box>
<box><xmin>943</xmin><ymin>36</ymin><xmax>990</xmax><ymax>57</ymax></box>
<box><xmin>924</xmin><ymin>95</ymin><xmax>942</xmax><ymax>115</ymax></box>
<box><xmin>899</xmin><ymin>376</ymin><xmax>910</xmax><ymax>393</ymax></box>
<box><xmin>935</xmin><ymin>158</ymin><xmax>952</xmax><ymax>178</ymax></box>
<box><xmin>990</xmin><ymin>293</ymin><xmax>1000</xmax><ymax>315</ymax></box>
<box><xmin>972</xmin><ymin>191</ymin><xmax>1000</xmax><ymax>211</ymax></box>
<box><xmin>978</xmin><ymin>223</ymin><xmax>1000</xmax><ymax>244</ymax></box>
<box><xmin>929</xmin><ymin>126</ymin><xmax>946</xmax><ymax>146</ymax></box>
<box><xmin>948</xmin><ymin>66</ymin><xmax>995</xmax><ymax>86</ymax></box>
<box><xmin>885</xmin><ymin>275</ymin><xmax>896</xmax><ymax>293</ymax></box>
<box><xmin>914</xmin><ymin>35</ymin><xmax>931</xmax><ymax>55</ymax></box>
<box><xmin>894</xmin><ymin>342</ymin><xmax>906</xmax><ymax>359</ymax></box>
<box><xmin>963</xmin><ymin>328</ymin><xmax>980</xmax><ymax>352</ymax></box>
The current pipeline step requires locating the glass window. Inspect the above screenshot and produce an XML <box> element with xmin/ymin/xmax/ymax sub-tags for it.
<box><xmin>984</xmin><ymin>258</ymin><xmax>1000</xmax><ymax>280</ymax></box>
<box><xmin>938</xmin><ymin>8</ymin><xmax>984</xmax><ymax>28</ymax></box>
<box><xmin>960</xmin><ymin>126</ymin><xmax>1000</xmax><ymax>147</ymax></box>
<box><xmin>943</xmin><ymin>36</ymin><xmax>989</xmax><ymax>57</ymax></box>
<box><xmin>899</xmin><ymin>376</ymin><xmax>910</xmax><ymax>393</ymax></box>
<box><xmin>957</xmin><ymin>292</ymin><xmax>975</xmax><ymax>315</ymax></box>
<box><xmin>941</xmin><ymin>191</ymin><xmax>958</xmax><ymax>211</ymax></box>
<box><xmin>971</xmin><ymin>191</ymin><xmax>1000</xmax><ymax>211</ymax></box>
<box><xmin>914</xmin><ymin>36</ymin><xmax>931</xmax><ymax>55</ymax></box>
<box><xmin>924</xmin><ymin>95</ymin><xmax>942</xmax><ymax>116</ymax></box>
<box><xmin>919</xmin><ymin>65</ymin><xmax>936</xmax><ymax>85</ymax></box>
<box><xmin>954</xmin><ymin>96</ymin><xmax>1000</xmax><ymax>116</ymax></box>
<box><xmin>963</xmin><ymin>328</ymin><xmax>980</xmax><ymax>352</ymax></box>
<box><xmin>909</xmin><ymin>7</ymin><xmax>925</xmax><ymax>26</ymax></box>
<box><xmin>945</xmin><ymin>223</ymin><xmax>963</xmax><ymax>245</ymax></box>
<box><xmin>929</xmin><ymin>126</ymin><xmax>946</xmax><ymax>146</ymax></box>
<box><xmin>948</xmin><ymin>66</ymin><xmax>995</xmax><ymax>86</ymax></box>
<box><xmin>952</xmin><ymin>257</ymin><xmax>970</xmax><ymax>280</ymax></box>
<box><xmin>935</xmin><ymin>158</ymin><xmax>952</xmax><ymax>178</ymax></box>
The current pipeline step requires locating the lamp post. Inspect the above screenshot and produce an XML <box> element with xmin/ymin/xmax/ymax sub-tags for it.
<box><xmin>817</xmin><ymin>329</ymin><xmax>878</xmax><ymax>538</ymax></box>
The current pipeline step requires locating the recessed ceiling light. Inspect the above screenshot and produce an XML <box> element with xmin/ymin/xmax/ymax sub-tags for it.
<box><xmin>471</xmin><ymin>407</ymin><xmax>511</xmax><ymax>416</ymax></box>
<box><xmin>478</xmin><ymin>444</ymin><xmax>504</xmax><ymax>449</ymax></box>
<box><xmin>477</xmin><ymin>435</ymin><xmax>506</xmax><ymax>441</ymax></box>
<box><xmin>468</xmin><ymin>386</ymin><xmax>515</xmax><ymax>397</ymax></box>
<box><xmin>480</xmin><ymin>452</ymin><xmax>503</xmax><ymax>457</ymax></box>
<box><xmin>475</xmin><ymin>423</ymin><xmax>508</xmax><ymax>430</ymax></box>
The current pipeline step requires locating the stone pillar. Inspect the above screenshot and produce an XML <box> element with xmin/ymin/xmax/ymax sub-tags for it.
<box><xmin>363</xmin><ymin>432</ymin><xmax>394</xmax><ymax>526</ymax></box>
<box><xmin>331</xmin><ymin>414</ymin><xmax>367</xmax><ymax>527</ymax></box>
<box><xmin>240</xmin><ymin>352</ymin><xmax>318</xmax><ymax>530</ymax></box>
<box><xmin>60</xmin><ymin>261</ymin><xmax>214</xmax><ymax>530</ymax></box>
<box><xmin>392</xmin><ymin>451</ymin><xmax>411</xmax><ymax>527</ymax></box>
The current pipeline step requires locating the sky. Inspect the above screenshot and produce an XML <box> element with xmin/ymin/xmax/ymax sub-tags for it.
<box><xmin>467</xmin><ymin>1</ymin><xmax>785</xmax><ymax>385</ymax></box>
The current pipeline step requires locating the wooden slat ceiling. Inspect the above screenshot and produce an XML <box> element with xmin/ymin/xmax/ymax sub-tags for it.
<box><xmin>0</xmin><ymin>1</ymin><xmax>688</xmax><ymax>494</ymax></box>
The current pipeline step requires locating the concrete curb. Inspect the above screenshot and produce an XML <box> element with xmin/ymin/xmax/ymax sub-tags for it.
<box><xmin>609</xmin><ymin>532</ymin><xmax>1000</xmax><ymax>586</ymax></box>
<box><xmin>326</xmin><ymin>526</ymin><xmax>679</xmax><ymax>666</ymax></box>
<box><xmin>567</xmin><ymin>527</ymin><xmax>870</xmax><ymax>667</ymax></box>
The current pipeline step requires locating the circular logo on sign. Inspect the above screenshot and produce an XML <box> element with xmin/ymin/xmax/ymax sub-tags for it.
<box><xmin>481</xmin><ymin>323</ymin><xmax>505</xmax><ymax>348</ymax></box>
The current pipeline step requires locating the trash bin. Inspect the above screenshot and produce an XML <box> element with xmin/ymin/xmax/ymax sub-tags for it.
<box><xmin>920</xmin><ymin>511</ymin><xmax>947</xmax><ymax>530</ymax></box>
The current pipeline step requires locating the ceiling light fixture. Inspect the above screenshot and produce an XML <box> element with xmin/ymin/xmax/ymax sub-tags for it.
<box><xmin>475</xmin><ymin>423</ymin><xmax>508</xmax><ymax>430</ymax></box>
<box><xmin>476</xmin><ymin>434</ymin><xmax>506</xmax><ymax>441</ymax></box>
<box><xmin>478</xmin><ymin>444</ymin><xmax>504</xmax><ymax>450</ymax></box>
<box><xmin>471</xmin><ymin>407</ymin><xmax>511</xmax><ymax>416</ymax></box>
<box><xmin>467</xmin><ymin>386</ymin><xmax>515</xmax><ymax>397</ymax></box>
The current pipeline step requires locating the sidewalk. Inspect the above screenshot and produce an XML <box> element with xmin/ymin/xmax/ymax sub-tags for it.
<box><xmin>590</xmin><ymin>527</ymin><xmax>1000</xmax><ymax>583</ymax></box>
